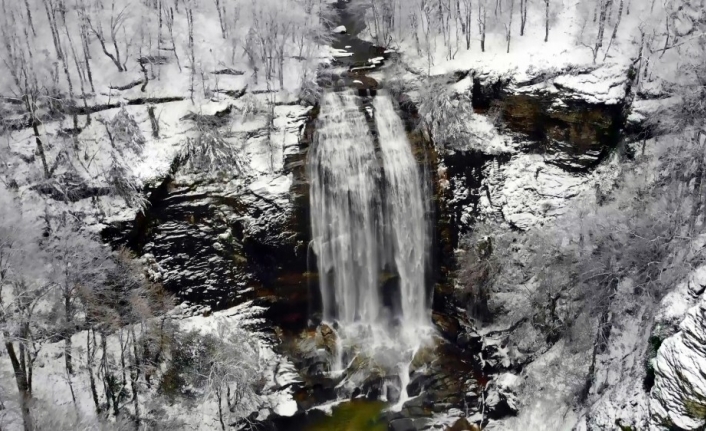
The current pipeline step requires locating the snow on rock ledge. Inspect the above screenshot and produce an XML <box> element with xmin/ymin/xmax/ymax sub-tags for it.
<box><xmin>478</xmin><ymin>151</ymin><xmax>621</xmax><ymax>230</ymax></box>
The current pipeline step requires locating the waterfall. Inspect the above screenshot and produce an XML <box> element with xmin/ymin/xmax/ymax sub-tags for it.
<box><xmin>309</xmin><ymin>90</ymin><xmax>432</xmax><ymax>401</ymax></box>
<box><xmin>374</xmin><ymin>96</ymin><xmax>430</xmax><ymax>325</ymax></box>
<box><xmin>309</xmin><ymin>91</ymin><xmax>381</xmax><ymax>324</ymax></box>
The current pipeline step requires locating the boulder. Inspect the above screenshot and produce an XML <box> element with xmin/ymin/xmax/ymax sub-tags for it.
<box><xmin>651</xmin><ymin>292</ymin><xmax>706</xmax><ymax>429</ymax></box>
<box><xmin>316</xmin><ymin>323</ymin><xmax>339</xmax><ymax>358</ymax></box>
<box><xmin>446</xmin><ymin>418</ymin><xmax>481</xmax><ymax>431</ymax></box>
<box><xmin>485</xmin><ymin>373</ymin><xmax>520</xmax><ymax>419</ymax></box>
<box><xmin>389</xmin><ymin>418</ymin><xmax>416</xmax><ymax>431</ymax></box>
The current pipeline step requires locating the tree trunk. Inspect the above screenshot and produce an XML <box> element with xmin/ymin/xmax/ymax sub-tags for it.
<box><xmin>602</xmin><ymin>0</ymin><xmax>624</xmax><ymax>61</ymax></box>
<box><xmin>215</xmin><ymin>0</ymin><xmax>226</xmax><ymax>38</ymax></box>
<box><xmin>594</xmin><ymin>0</ymin><xmax>613</xmax><ymax>63</ymax></box>
<box><xmin>187</xmin><ymin>8</ymin><xmax>195</xmax><ymax>103</ymax></box>
<box><xmin>87</xmin><ymin>330</ymin><xmax>102</xmax><ymax>414</ymax></box>
<box><xmin>25</xmin><ymin>95</ymin><xmax>50</xmax><ymax>179</ymax></box>
<box><xmin>479</xmin><ymin>2</ymin><xmax>486</xmax><ymax>52</ymax></box>
<box><xmin>217</xmin><ymin>386</ymin><xmax>226</xmax><ymax>431</ymax></box>
<box><xmin>65</xmin><ymin>336</ymin><xmax>73</xmax><ymax>375</ymax></box>
<box><xmin>520</xmin><ymin>0</ymin><xmax>527</xmax><ymax>36</ymax></box>
<box><xmin>506</xmin><ymin>0</ymin><xmax>515</xmax><ymax>54</ymax></box>
<box><xmin>64</xmin><ymin>290</ymin><xmax>74</xmax><ymax>374</ymax></box>
<box><xmin>42</xmin><ymin>0</ymin><xmax>63</xmax><ymax>61</ymax></box>
<box><xmin>130</xmin><ymin>328</ymin><xmax>140</xmax><ymax>429</ymax></box>
<box><xmin>100</xmin><ymin>331</ymin><xmax>120</xmax><ymax>418</ymax></box>
<box><xmin>544</xmin><ymin>0</ymin><xmax>550</xmax><ymax>42</ymax></box>
<box><xmin>148</xmin><ymin>106</ymin><xmax>159</xmax><ymax>138</ymax></box>
<box><xmin>6</xmin><ymin>341</ymin><xmax>34</xmax><ymax>431</ymax></box>
<box><xmin>80</xmin><ymin>24</ymin><xmax>95</xmax><ymax>92</ymax></box>
<box><xmin>23</xmin><ymin>0</ymin><xmax>36</xmax><ymax>37</ymax></box>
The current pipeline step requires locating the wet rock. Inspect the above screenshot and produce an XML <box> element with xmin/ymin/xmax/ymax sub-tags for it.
<box><xmin>467</xmin><ymin>68</ymin><xmax>627</xmax><ymax>172</ymax></box>
<box><xmin>316</xmin><ymin>323</ymin><xmax>339</xmax><ymax>358</ymax></box>
<box><xmin>433</xmin><ymin>311</ymin><xmax>462</xmax><ymax>342</ymax></box>
<box><xmin>388</xmin><ymin>418</ymin><xmax>416</xmax><ymax>431</ymax></box>
<box><xmin>485</xmin><ymin>373</ymin><xmax>520</xmax><ymax>419</ymax></box>
<box><xmin>457</xmin><ymin>329</ymin><xmax>482</xmax><ymax>349</ymax></box>
<box><xmin>446</xmin><ymin>418</ymin><xmax>480</xmax><ymax>431</ymax></box>
<box><xmin>351</xmin><ymin>74</ymin><xmax>379</xmax><ymax>97</ymax></box>
<box><xmin>385</xmin><ymin>381</ymin><xmax>401</xmax><ymax>404</ymax></box>
<box><xmin>481</xmin><ymin>335</ymin><xmax>512</xmax><ymax>371</ymax></box>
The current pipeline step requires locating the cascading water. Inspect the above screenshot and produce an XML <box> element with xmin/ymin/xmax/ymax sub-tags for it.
<box><xmin>374</xmin><ymin>95</ymin><xmax>430</xmax><ymax>325</ymax></box>
<box><xmin>309</xmin><ymin>91</ymin><xmax>381</xmax><ymax>325</ymax></box>
<box><xmin>309</xmin><ymin>90</ymin><xmax>433</xmax><ymax>405</ymax></box>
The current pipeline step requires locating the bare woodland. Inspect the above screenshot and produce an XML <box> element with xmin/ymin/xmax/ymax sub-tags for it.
<box><xmin>0</xmin><ymin>0</ymin><xmax>331</xmax><ymax>429</ymax></box>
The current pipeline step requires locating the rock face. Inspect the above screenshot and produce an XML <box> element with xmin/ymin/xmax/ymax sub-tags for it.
<box><xmin>440</xmin><ymin>66</ymin><xmax>631</xmax><ymax>234</ymax></box>
<box><xmin>651</xmin><ymin>269</ymin><xmax>706</xmax><ymax>430</ymax></box>
<box><xmin>103</xmin><ymin>104</ymin><xmax>312</xmax><ymax>319</ymax></box>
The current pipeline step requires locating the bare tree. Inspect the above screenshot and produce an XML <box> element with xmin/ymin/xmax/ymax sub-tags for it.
<box><xmin>602</xmin><ymin>0</ymin><xmax>624</xmax><ymax>61</ymax></box>
<box><xmin>47</xmin><ymin>219</ymin><xmax>111</xmax><ymax>378</ymax></box>
<box><xmin>544</xmin><ymin>0</ymin><xmax>550</xmax><ymax>41</ymax></box>
<box><xmin>86</xmin><ymin>0</ymin><xmax>132</xmax><ymax>72</ymax></box>
<box><xmin>0</xmin><ymin>188</ymin><xmax>50</xmax><ymax>431</ymax></box>
<box><xmin>186</xmin><ymin>5</ymin><xmax>195</xmax><ymax>103</ymax></box>
<box><xmin>460</xmin><ymin>0</ymin><xmax>473</xmax><ymax>49</ymax></box>
<box><xmin>505</xmin><ymin>0</ymin><xmax>516</xmax><ymax>53</ymax></box>
<box><xmin>76</xmin><ymin>0</ymin><xmax>96</xmax><ymax>92</ymax></box>
<box><xmin>0</xmin><ymin>1</ymin><xmax>52</xmax><ymax>178</ymax></box>
<box><xmin>519</xmin><ymin>0</ymin><xmax>527</xmax><ymax>36</ymax></box>
<box><xmin>214</xmin><ymin>0</ymin><xmax>227</xmax><ymax>38</ymax></box>
<box><xmin>593</xmin><ymin>0</ymin><xmax>614</xmax><ymax>63</ymax></box>
<box><xmin>169</xmin><ymin>321</ymin><xmax>263</xmax><ymax>431</ymax></box>
<box><xmin>478</xmin><ymin>0</ymin><xmax>488</xmax><ymax>52</ymax></box>
<box><xmin>162</xmin><ymin>5</ymin><xmax>182</xmax><ymax>72</ymax></box>
<box><xmin>23</xmin><ymin>0</ymin><xmax>36</xmax><ymax>37</ymax></box>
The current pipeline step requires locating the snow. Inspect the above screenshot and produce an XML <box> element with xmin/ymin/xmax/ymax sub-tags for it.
<box><xmin>497</xmin><ymin>339</ymin><xmax>584</xmax><ymax>431</ymax></box>
<box><xmin>651</xmin><ymin>288</ymin><xmax>706</xmax><ymax>430</ymax></box>
<box><xmin>333</xmin><ymin>25</ymin><xmax>347</xmax><ymax>34</ymax></box>
<box><xmin>479</xmin><ymin>153</ymin><xmax>595</xmax><ymax>229</ymax></box>
<box><xmin>332</xmin><ymin>48</ymin><xmax>354</xmax><ymax>58</ymax></box>
<box><xmin>0</xmin><ymin>0</ymin><xmax>331</xmax><ymax>425</ymax></box>
<box><xmin>657</xmin><ymin>263</ymin><xmax>706</xmax><ymax>329</ymax></box>
<box><xmin>393</xmin><ymin>0</ymin><xmax>638</xmax><ymax>85</ymax></box>
<box><xmin>0</xmin><ymin>302</ymin><xmax>300</xmax><ymax>430</ymax></box>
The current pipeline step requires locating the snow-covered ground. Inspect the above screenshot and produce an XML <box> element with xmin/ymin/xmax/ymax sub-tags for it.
<box><xmin>0</xmin><ymin>302</ymin><xmax>300</xmax><ymax>430</ymax></box>
<box><xmin>0</xmin><ymin>0</ymin><xmax>330</xmax><ymax>429</ymax></box>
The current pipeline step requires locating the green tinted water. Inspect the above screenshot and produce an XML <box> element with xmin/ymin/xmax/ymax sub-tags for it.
<box><xmin>306</xmin><ymin>400</ymin><xmax>387</xmax><ymax>431</ymax></box>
